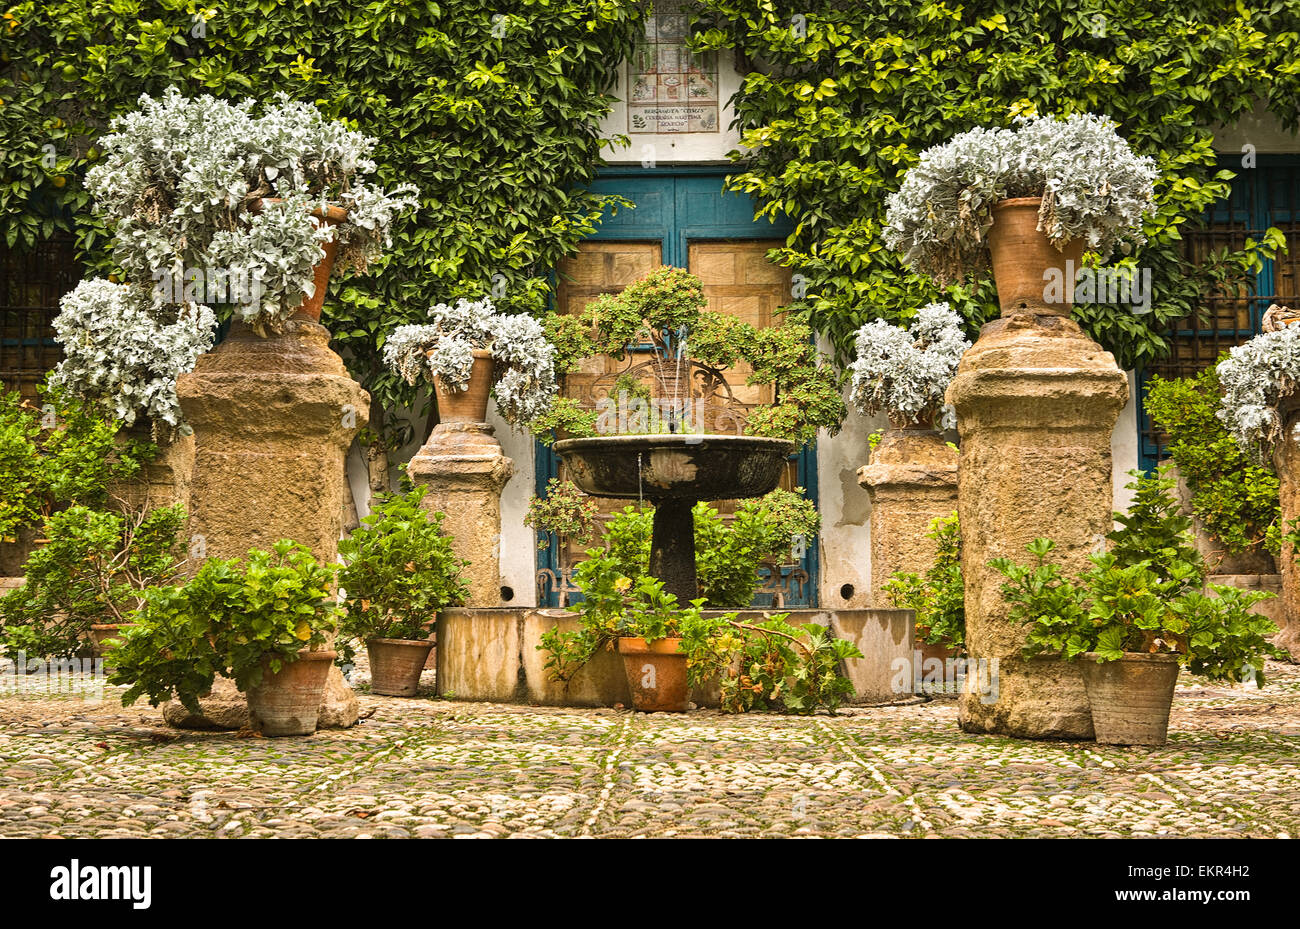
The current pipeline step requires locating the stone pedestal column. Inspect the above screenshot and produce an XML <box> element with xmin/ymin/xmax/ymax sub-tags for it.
<box><xmin>856</xmin><ymin>425</ymin><xmax>959</xmax><ymax>607</ymax></box>
<box><xmin>947</xmin><ymin>314</ymin><xmax>1129</xmax><ymax>738</ymax></box>
<box><xmin>163</xmin><ymin>318</ymin><xmax>368</xmax><ymax>730</ymax></box>
<box><xmin>407</xmin><ymin>422</ymin><xmax>514</xmax><ymax>607</ymax></box>
<box><xmin>1271</xmin><ymin>395</ymin><xmax>1300</xmax><ymax>660</ymax></box>
<box><xmin>110</xmin><ymin>429</ymin><xmax>195</xmax><ymax>515</ymax></box>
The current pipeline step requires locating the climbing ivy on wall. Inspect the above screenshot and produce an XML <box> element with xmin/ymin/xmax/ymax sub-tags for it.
<box><xmin>0</xmin><ymin>0</ymin><xmax>645</xmax><ymax>447</ymax></box>
<box><xmin>691</xmin><ymin>0</ymin><xmax>1300</xmax><ymax>368</ymax></box>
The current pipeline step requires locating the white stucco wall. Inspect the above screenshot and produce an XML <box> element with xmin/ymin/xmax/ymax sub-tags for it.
<box><xmin>1112</xmin><ymin>369</ymin><xmax>1141</xmax><ymax>517</ymax></box>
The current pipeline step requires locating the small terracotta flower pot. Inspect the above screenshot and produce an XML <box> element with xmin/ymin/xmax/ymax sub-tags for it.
<box><xmin>89</xmin><ymin>623</ymin><xmax>134</xmax><ymax>658</ymax></box>
<box><xmin>1079</xmin><ymin>652</ymin><xmax>1181</xmax><ymax>746</ymax></box>
<box><xmin>434</xmin><ymin>350</ymin><xmax>495</xmax><ymax>424</ymax></box>
<box><xmin>618</xmin><ymin>636</ymin><xmax>689</xmax><ymax>712</ymax></box>
<box><xmin>366</xmin><ymin>637</ymin><xmax>434</xmax><ymax>697</ymax></box>
<box><xmin>246</xmin><ymin>649</ymin><xmax>337</xmax><ymax>736</ymax></box>
<box><xmin>986</xmin><ymin>197</ymin><xmax>1085</xmax><ymax>317</ymax></box>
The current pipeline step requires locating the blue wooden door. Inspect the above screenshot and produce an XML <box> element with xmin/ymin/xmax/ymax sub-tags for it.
<box><xmin>535</xmin><ymin>169</ymin><xmax>820</xmax><ymax>607</ymax></box>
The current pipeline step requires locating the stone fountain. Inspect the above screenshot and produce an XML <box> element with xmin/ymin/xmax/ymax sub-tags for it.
<box><xmin>554</xmin><ymin>434</ymin><xmax>795</xmax><ymax>602</ymax></box>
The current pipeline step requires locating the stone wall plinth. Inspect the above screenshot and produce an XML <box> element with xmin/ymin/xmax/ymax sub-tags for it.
<box><xmin>168</xmin><ymin>318</ymin><xmax>368</xmax><ymax>730</ymax></box>
<box><xmin>407</xmin><ymin>422</ymin><xmax>513</xmax><ymax>607</ymax></box>
<box><xmin>857</xmin><ymin>426</ymin><xmax>959</xmax><ymax>607</ymax></box>
<box><xmin>947</xmin><ymin>314</ymin><xmax>1129</xmax><ymax>738</ymax></box>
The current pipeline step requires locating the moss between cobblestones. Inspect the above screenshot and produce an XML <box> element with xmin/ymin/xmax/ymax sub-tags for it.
<box><xmin>0</xmin><ymin>663</ymin><xmax>1294</xmax><ymax>837</ymax></box>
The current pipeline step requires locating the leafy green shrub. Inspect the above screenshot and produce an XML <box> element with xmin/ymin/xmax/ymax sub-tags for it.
<box><xmin>110</xmin><ymin>541</ymin><xmax>340</xmax><ymax>714</ymax></box>
<box><xmin>542</xmin><ymin>268</ymin><xmax>845</xmax><ymax>448</ymax></box>
<box><xmin>1145</xmin><ymin>365</ymin><xmax>1281</xmax><ymax>556</ymax></box>
<box><xmin>0</xmin><ymin>503</ymin><xmax>186</xmax><ymax>659</ymax></box>
<box><xmin>885</xmin><ymin>512</ymin><xmax>965</xmax><ymax>650</ymax></box>
<box><xmin>0</xmin><ymin>386</ymin><xmax>155</xmax><ymax>542</ymax></box>
<box><xmin>991</xmin><ymin>472</ymin><xmax>1283</xmax><ymax>682</ymax></box>
<box><xmin>336</xmin><ymin>487</ymin><xmax>467</xmax><ymax>659</ymax></box>
<box><xmin>525</xmin><ymin>478</ymin><xmax>599</xmax><ymax>550</ymax></box>
<box><xmin>581</xmin><ymin>488</ymin><xmax>820</xmax><ymax>609</ymax></box>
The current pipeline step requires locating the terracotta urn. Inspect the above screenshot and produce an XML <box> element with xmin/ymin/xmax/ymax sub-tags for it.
<box><xmin>986</xmin><ymin>197</ymin><xmax>1085</xmax><ymax>317</ymax></box>
<box><xmin>433</xmin><ymin>350</ymin><xmax>495</xmax><ymax>424</ymax></box>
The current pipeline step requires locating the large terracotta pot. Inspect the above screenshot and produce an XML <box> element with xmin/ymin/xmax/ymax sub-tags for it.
<box><xmin>618</xmin><ymin>636</ymin><xmax>689</xmax><ymax>712</ymax></box>
<box><xmin>252</xmin><ymin>200</ymin><xmax>348</xmax><ymax>324</ymax></box>
<box><xmin>986</xmin><ymin>197</ymin><xmax>1085</xmax><ymax>317</ymax></box>
<box><xmin>366</xmin><ymin>637</ymin><xmax>434</xmax><ymax>697</ymax></box>
<box><xmin>1079</xmin><ymin>652</ymin><xmax>1180</xmax><ymax>746</ymax></box>
<box><xmin>246</xmin><ymin>649</ymin><xmax>336</xmax><ymax>736</ymax></box>
<box><xmin>434</xmin><ymin>350</ymin><xmax>495</xmax><ymax>424</ymax></box>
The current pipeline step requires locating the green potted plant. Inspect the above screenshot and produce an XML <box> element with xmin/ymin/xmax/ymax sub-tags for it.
<box><xmin>85</xmin><ymin>86</ymin><xmax>419</xmax><ymax>337</ymax></box>
<box><xmin>111</xmin><ymin>540</ymin><xmax>341</xmax><ymax>736</ymax></box>
<box><xmin>0</xmin><ymin>503</ymin><xmax>186</xmax><ymax>662</ymax></box>
<box><xmin>990</xmin><ymin>472</ymin><xmax>1283</xmax><ymax>745</ymax></box>
<box><xmin>540</xmin><ymin>550</ymin><xmax>862</xmax><ymax>715</ymax></box>
<box><xmin>551</xmin><ymin>487</ymin><xmax>820</xmax><ymax>609</ymax></box>
<box><xmin>383</xmin><ymin>297</ymin><xmax>559</xmax><ymax>429</ymax></box>
<box><xmin>337</xmin><ymin>486</ymin><xmax>468</xmax><ymax>697</ymax></box>
<box><xmin>885</xmin><ymin>512</ymin><xmax>965</xmax><ymax>664</ymax></box>
<box><xmin>884</xmin><ymin>113</ymin><xmax>1157</xmax><ymax>315</ymax></box>
<box><xmin>542</xmin><ymin>555</ymin><xmax>709</xmax><ymax>713</ymax></box>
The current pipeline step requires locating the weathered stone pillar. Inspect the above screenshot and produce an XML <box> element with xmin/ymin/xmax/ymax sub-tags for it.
<box><xmin>947</xmin><ymin>314</ymin><xmax>1128</xmax><ymax>738</ymax></box>
<box><xmin>110</xmin><ymin>428</ymin><xmax>195</xmax><ymax>515</ymax></box>
<box><xmin>1270</xmin><ymin>395</ymin><xmax>1300</xmax><ymax>660</ymax></box>
<box><xmin>407</xmin><ymin>422</ymin><xmax>513</xmax><ymax>606</ymax></box>
<box><xmin>856</xmin><ymin>425</ymin><xmax>959</xmax><ymax>606</ymax></box>
<box><xmin>164</xmin><ymin>318</ymin><xmax>368</xmax><ymax>730</ymax></box>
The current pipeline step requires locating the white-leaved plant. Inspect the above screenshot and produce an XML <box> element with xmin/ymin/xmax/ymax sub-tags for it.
<box><xmin>884</xmin><ymin>113</ymin><xmax>1158</xmax><ymax>283</ymax></box>
<box><xmin>86</xmin><ymin>86</ymin><xmax>419</xmax><ymax>334</ymax></box>
<box><xmin>49</xmin><ymin>279</ymin><xmax>216</xmax><ymax>438</ymax></box>
<box><xmin>849</xmin><ymin>302</ymin><xmax>972</xmax><ymax>430</ymax></box>
<box><xmin>1217</xmin><ymin>326</ymin><xmax>1300</xmax><ymax>463</ymax></box>
<box><xmin>384</xmin><ymin>298</ymin><xmax>558</xmax><ymax>428</ymax></box>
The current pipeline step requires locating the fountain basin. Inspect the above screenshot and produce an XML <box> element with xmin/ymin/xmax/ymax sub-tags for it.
<box><xmin>554</xmin><ymin>434</ymin><xmax>795</xmax><ymax>501</ymax></box>
<box><xmin>554</xmin><ymin>434</ymin><xmax>797</xmax><ymax>603</ymax></box>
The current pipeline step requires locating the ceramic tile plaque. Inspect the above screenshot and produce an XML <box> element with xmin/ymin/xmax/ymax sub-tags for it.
<box><xmin>628</xmin><ymin>1</ymin><xmax>719</xmax><ymax>134</ymax></box>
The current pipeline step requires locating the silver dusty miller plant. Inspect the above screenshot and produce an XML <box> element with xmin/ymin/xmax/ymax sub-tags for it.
<box><xmin>48</xmin><ymin>279</ymin><xmax>216</xmax><ymax>437</ymax></box>
<box><xmin>86</xmin><ymin>86</ymin><xmax>419</xmax><ymax>334</ymax></box>
<box><xmin>1217</xmin><ymin>326</ymin><xmax>1300</xmax><ymax>463</ymax></box>
<box><xmin>883</xmin><ymin>113</ymin><xmax>1158</xmax><ymax>283</ymax></box>
<box><xmin>849</xmin><ymin>302</ymin><xmax>971</xmax><ymax>429</ymax></box>
<box><xmin>384</xmin><ymin>298</ymin><xmax>558</xmax><ymax>428</ymax></box>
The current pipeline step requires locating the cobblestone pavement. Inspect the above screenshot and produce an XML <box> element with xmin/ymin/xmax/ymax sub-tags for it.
<box><xmin>0</xmin><ymin>661</ymin><xmax>1296</xmax><ymax>838</ymax></box>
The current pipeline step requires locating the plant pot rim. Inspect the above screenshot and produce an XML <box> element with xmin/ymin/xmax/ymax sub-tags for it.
<box><xmin>1079</xmin><ymin>651</ymin><xmax>1181</xmax><ymax>663</ymax></box>
<box><xmin>281</xmin><ymin>648</ymin><xmax>337</xmax><ymax>662</ymax></box>
<box><xmin>253</xmin><ymin>197</ymin><xmax>348</xmax><ymax>225</ymax></box>
<box><xmin>90</xmin><ymin>622</ymin><xmax>135</xmax><ymax>631</ymax></box>
<box><xmin>617</xmin><ymin>635</ymin><xmax>684</xmax><ymax>654</ymax></box>
<box><xmin>993</xmin><ymin>196</ymin><xmax>1044</xmax><ymax>211</ymax></box>
<box><xmin>366</xmin><ymin>637</ymin><xmax>435</xmax><ymax>648</ymax></box>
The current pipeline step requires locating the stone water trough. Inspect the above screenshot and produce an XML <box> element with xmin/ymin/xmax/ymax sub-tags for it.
<box><xmin>435</xmin><ymin>606</ymin><xmax>915</xmax><ymax>707</ymax></box>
